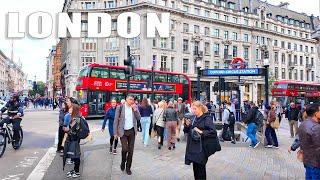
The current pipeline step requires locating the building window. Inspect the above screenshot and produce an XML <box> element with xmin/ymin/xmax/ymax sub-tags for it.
<box><xmin>232</xmin><ymin>32</ymin><xmax>237</xmax><ymax>40</ymax></box>
<box><xmin>171</xmin><ymin>57</ymin><xmax>174</xmax><ymax>72</ymax></box>
<box><xmin>274</xmin><ymin>52</ymin><xmax>279</xmax><ymax>63</ymax></box>
<box><xmin>294</xmin><ymin>69</ymin><xmax>298</xmax><ymax>80</ymax></box>
<box><xmin>232</xmin><ymin>46</ymin><xmax>237</xmax><ymax>57</ymax></box>
<box><xmin>281</xmin><ymin>41</ymin><xmax>285</xmax><ymax>48</ymax></box>
<box><xmin>183</xmin><ymin>39</ymin><xmax>189</xmax><ymax>52</ymax></box>
<box><xmin>170</xmin><ymin>36</ymin><xmax>175</xmax><ymax>50</ymax></box>
<box><xmin>305</xmin><ymin>34</ymin><xmax>309</xmax><ymax>39</ymax></box>
<box><xmin>171</xmin><ymin>1</ymin><xmax>175</xmax><ymax>8</ymax></box>
<box><xmin>213</xmin><ymin>13</ymin><xmax>219</xmax><ymax>20</ymax></box>
<box><xmin>213</xmin><ymin>43</ymin><xmax>220</xmax><ymax>56</ymax></box>
<box><xmin>305</xmin><ymin>46</ymin><xmax>308</xmax><ymax>52</ymax></box>
<box><xmin>244</xmin><ymin>34</ymin><xmax>249</xmax><ymax>42</ymax></box>
<box><xmin>255</xmin><ymin>49</ymin><xmax>259</xmax><ymax>61</ymax></box>
<box><xmin>294</xmin><ymin>44</ymin><xmax>297</xmax><ymax>51</ymax></box>
<box><xmin>256</xmin><ymin>36</ymin><xmax>260</xmax><ymax>44</ymax></box>
<box><xmin>311</xmin><ymin>71</ymin><xmax>315</xmax><ymax>81</ymax></box>
<box><xmin>204</xmin><ymin>42</ymin><xmax>210</xmax><ymax>55</ymax></box>
<box><xmin>229</xmin><ymin>3</ymin><xmax>235</xmax><ymax>9</ymax></box>
<box><xmin>106</xmin><ymin>37</ymin><xmax>119</xmax><ymax>50</ymax></box>
<box><xmin>81</xmin><ymin>22</ymin><xmax>88</xmax><ymax>31</ymax></box>
<box><xmin>244</xmin><ymin>19</ymin><xmax>249</xmax><ymax>26</ymax></box>
<box><xmin>281</xmin><ymin>53</ymin><xmax>285</xmax><ymax>64</ymax></box>
<box><xmin>281</xmin><ymin>28</ymin><xmax>285</xmax><ymax>34</ymax></box>
<box><xmin>288</xmin><ymin>29</ymin><xmax>291</xmax><ymax>35</ymax></box>
<box><xmin>261</xmin><ymin>37</ymin><xmax>265</xmax><ymax>45</ymax></box>
<box><xmin>128</xmin><ymin>37</ymin><xmax>140</xmax><ymax>49</ymax></box>
<box><xmin>204</xmin><ymin>61</ymin><xmax>210</xmax><ymax>69</ymax></box>
<box><xmin>288</xmin><ymin>54</ymin><xmax>292</xmax><ymax>64</ymax></box>
<box><xmin>307</xmin><ymin>71</ymin><xmax>309</xmax><ymax>81</ymax></box>
<box><xmin>81</xmin><ymin>57</ymin><xmax>96</xmax><ymax>66</ymax></box>
<box><xmin>306</xmin><ymin>57</ymin><xmax>309</xmax><ymax>65</ymax></box>
<box><xmin>289</xmin><ymin>69</ymin><xmax>292</xmax><ymax>79</ymax></box>
<box><xmin>183</xmin><ymin>59</ymin><xmax>189</xmax><ymax>73</ymax></box>
<box><xmin>300</xmin><ymin>56</ymin><xmax>303</xmax><ymax>65</ymax></box>
<box><xmin>204</xmin><ymin>10</ymin><xmax>210</xmax><ymax>17</ymax></box>
<box><xmin>243</xmin><ymin>47</ymin><xmax>249</xmax><ymax>59</ymax></box>
<box><xmin>300</xmin><ymin>45</ymin><xmax>303</xmax><ymax>51</ymax></box>
<box><xmin>81</xmin><ymin>38</ymin><xmax>97</xmax><ymax>51</ymax></box>
<box><xmin>160</xmin><ymin>38</ymin><xmax>167</xmax><ymax>49</ymax></box>
<box><xmin>281</xmin><ymin>68</ymin><xmax>285</xmax><ymax>79</ymax></box>
<box><xmin>153</xmin><ymin>39</ymin><xmax>157</xmax><ymax>47</ymax></box>
<box><xmin>170</xmin><ymin>20</ymin><xmax>175</xmax><ymax>30</ymax></box>
<box><xmin>214</xmin><ymin>62</ymin><xmax>219</xmax><ymax>69</ymax></box>
<box><xmin>274</xmin><ymin>40</ymin><xmax>278</xmax><ymax>46</ymax></box>
<box><xmin>224</xmin><ymin>31</ymin><xmax>229</xmax><ymax>39</ymax></box>
<box><xmin>204</xmin><ymin>27</ymin><xmax>210</xmax><ymax>36</ymax></box>
<box><xmin>183</xmin><ymin>5</ymin><xmax>189</xmax><ymax>12</ymax></box>
<box><xmin>183</xmin><ymin>23</ymin><xmax>189</xmax><ymax>33</ymax></box>
<box><xmin>223</xmin><ymin>45</ymin><xmax>229</xmax><ymax>58</ymax></box>
<box><xmin>106</xmin><ymin>56</ymin><xmax>119</xmax><ymax>66</ymax></box>
<box><xmin>160</xmin><ymin>56</ymin><xmax>167</xmax><ymax>70</ymax></box>
<box><xmin>311</xmin><ymin>58</ymin><xmax>314</xmax><ymax>66</ymax></box>
<box><xmin>224</xmin><ymin>15</ymin><xmax>229</xmax><ymax>22</ymax></box>
<box><xmin>213</xmin><ymin>29</ymin><xmax>220</xmax><ymax>37</ymax></box>
<box><xmin>232</xmin><ymin>17</ymin><xmax>237</xmax><ymax>23</ymax></box>
<box><xmin>300</xmin><ymin>70</ymin><xmax>303</xmax><ymax>81</ymax></box>
<box><xmin>294</xmin><ymin>55</ymin><xmax>297</xmax><ymax>65</ymax></box>
<box><xmin>288</xmin><ymin>42</ymin><xmax>291</xmax><ymax>50</ymax></box>
<box><xmin>274</xmin><ymin>26</ymin><xmax>278</xmax><ymax>32</ymax></box>
<box><xmin>111</xmin><ymin>20</ymin><xmax>117</xmax><ymax>30</ymax></box>
<box><xmin>311</xmin><ymin>47</ymin><xmax>314</xmax><ymax>53</ymax></box>
<box><xmin>274</xmin><ymin>67</ymin><xmax>278</xmax><ymax>79</ymax></box>
<box><xmin>194</xmin><ymin>7</ymin><xmax>200</xmax><ymax>15</ymax></box>
<box><xmin>293</xmin><ymin>31</ymin><xmax>297</xmax><ymax>36</ymax></box>
<box><xmin>194</xmin><ymin>25</ymin><xmax>200</xmax><ymax>34</ymax></box>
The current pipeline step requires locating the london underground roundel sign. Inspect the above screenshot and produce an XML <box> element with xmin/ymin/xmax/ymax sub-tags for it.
<box><xmin>230</xmin><ymin>57</ymin><xmax>247</xmax><ymax>69</ymax></box>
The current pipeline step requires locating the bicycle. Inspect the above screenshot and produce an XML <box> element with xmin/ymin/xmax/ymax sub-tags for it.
<box><xmin>0</xmin><ymin>116</ymin><xmax>23</xmax><ymax>158</ymax></box>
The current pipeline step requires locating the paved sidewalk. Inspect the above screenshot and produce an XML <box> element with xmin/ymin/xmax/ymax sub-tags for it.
<box><xmin>43</xmin><ymin>119</ymin><xmax>305</xmax><ymax>180</ymax></box>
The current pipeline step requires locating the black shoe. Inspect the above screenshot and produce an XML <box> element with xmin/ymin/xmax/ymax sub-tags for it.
<box><xmin>177</xmin><ymin>138</ymin><xmax>180</xmax><ymax>142</ymax></box>
<box><xmin>168</xmin><ymin>147</ymin><xmax>171</xmax><ymax>150</ymax></box>
<box><xmin>231</xmin><ymin>140</ymin><xmax>236</xmax><ymax>144</ymax></box>
<box><xmin>126</xmin><ymin>169</ymin><xmax>132</xmax><ymax>175</ymax></box>
<box><xmin>158</xmin><ymin>145</ymin><xmax>161</xmax><ymax>150</ymax></box>
<box><xmin>120</xmin><ymin>163</ymin><xmax>125</xmax><ymax>171</ymax></box>
<box><xmin>172</xmin><ymin>143</ymin><xmax>176</xmax><ymax>150</ymax></box>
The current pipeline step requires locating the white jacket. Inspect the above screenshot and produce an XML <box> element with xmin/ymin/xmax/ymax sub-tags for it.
<box><xmin>153</xmin><ymin>108</ymin><xmax>165</xmax><ymax>127</ymax></box>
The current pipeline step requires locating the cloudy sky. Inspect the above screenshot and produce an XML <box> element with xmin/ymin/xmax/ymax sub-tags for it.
<box><xmin>0</xmin><ymin>0</ymin><xmax>319</xmax><ymax>82</ymax></box>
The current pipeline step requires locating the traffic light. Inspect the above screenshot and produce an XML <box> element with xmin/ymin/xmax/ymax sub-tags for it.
<box><xmin>33</xmin><ymin>81</ymin><xmax>37</xmax><ymax>91</ymax></box>
<box><xmin>124</xmin><ymin>45</ymin><xmax>134</xmax><ymax>76</ymax></box>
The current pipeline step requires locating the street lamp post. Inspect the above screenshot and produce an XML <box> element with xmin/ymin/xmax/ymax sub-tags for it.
<box><xmin>195</xmin><ymin>47</ymin><xmax>202</xmax><ymax>101</ymax></box>
<box><xmin>263</xmin><ymin>57</ymin><xmax>270</xmax><ymax>107</ymax></box>
<box><xmin>151</xmin><ymin>56</ymin><xmax>156</xmax><ymax>102</ymax></box>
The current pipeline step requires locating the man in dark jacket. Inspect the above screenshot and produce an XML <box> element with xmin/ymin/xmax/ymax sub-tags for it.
<box><xmin>298</xmin><ymin>103</ymin><xmax>320</xmax><ymax>179</ymax></box>
<box><xmin>243</xmin><ymin>102</ymin><xmax>260</xmax><ymax>148</ymax></box>
<box><xmin>287</xmin><ymin>103</ymin><xmax>300</xmax><ymax>138</ymax></box>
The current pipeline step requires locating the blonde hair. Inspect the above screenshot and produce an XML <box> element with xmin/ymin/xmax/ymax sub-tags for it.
<box><xmin>158</xmin><ymin>101</ymin><xmax>166</xmax><ymax>109</ymax></box>
<box><xmin>192</xmin><ymin>101</ymin><xmax>208</xmax><ymax>113</ymax></box>
<box><xmin>167</xmin><ymin>101</ymin><xmax>174</xmax><ymax>108</ymax></box>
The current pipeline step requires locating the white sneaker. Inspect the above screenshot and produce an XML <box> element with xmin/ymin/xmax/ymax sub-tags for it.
<box><xmin>273</xmin><ymin>146</ymin><xmax>279</xmax><ymax>149</ymax></box>
<box><xmin>265</xmin><ymin>145</ymin><xmax>273</xmax><ymax>148</ymax></box>
<box><xmin>253</xmin><ymin>142</ymin><xmax>260</xmax><ymax>149</ymax></box>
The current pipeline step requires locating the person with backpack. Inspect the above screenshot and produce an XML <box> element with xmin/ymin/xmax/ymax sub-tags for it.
<box><xmin>102</xmin><ymin>99</ymin><xmax>118</xmax><ymax>155</ymax></box>
<box><xmin>62</xmin><ymin>103</ymin><xmax>82</xmax><ymax>178</ymax></box>
<box><xmin>264</xmin><ymin>104</ymin><xmax>279</xmax><ymax>148</ymax></box>
<box><xmin>243</xmin><ymin>102</ymin><xmax>261</xmax><ymax>148</ymax></box>
<box><xmin>221</xmin><ymin>102</ymin><xmax>236</xmax><ymax>144</ymax></box>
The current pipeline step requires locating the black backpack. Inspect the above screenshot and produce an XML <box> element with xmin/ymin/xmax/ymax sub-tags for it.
<box><xmin>75</xmin><ymin>116</ymin><xmax>90</xmax><ymax>139</ymax></box>
<box><xmin>227</xmin><ymin>109</ymin><xmax>236</xmax><ymax>125</ymax></box>
<box><xmin>254</xmin><ymin>110</ymin><xmax>264</xmax><ymax>129</ymax></box>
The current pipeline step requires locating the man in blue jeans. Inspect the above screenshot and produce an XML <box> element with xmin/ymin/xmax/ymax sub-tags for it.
<box><xmin>243</xmin><ymin>102</ymin><xmax>260</xmax><ymax>148</ymax></box>
<box><xmin>298</xmin><ymin>103</ymin><xmax>320</xmax><ymax>179</ymax></box>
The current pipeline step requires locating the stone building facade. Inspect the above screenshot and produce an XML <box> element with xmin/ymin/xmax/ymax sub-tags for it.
<box><xmin>60</xmin><ymin>0</ymin><xmax>320</xmax><ymax>103</ymax></box>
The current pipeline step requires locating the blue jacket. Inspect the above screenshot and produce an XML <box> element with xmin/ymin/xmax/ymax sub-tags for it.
<box><xmin>102</xmin><ymin>107</ymin><xmax>116</xmax><ymax>130</ymax></box>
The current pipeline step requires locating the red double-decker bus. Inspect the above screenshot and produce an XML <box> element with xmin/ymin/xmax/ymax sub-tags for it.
<box><xmin>272</xmin><ymin>80</ymin><xmax>320</xmax><ymax>106</ymax></box>
<box><xmin>76</xmin><ymin>64</ymin><xmax>192</xmax><ymax>117</ymax></box>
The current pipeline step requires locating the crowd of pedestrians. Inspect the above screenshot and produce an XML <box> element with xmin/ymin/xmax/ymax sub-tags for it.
<box><xmin>54</xmin><ymin>94</ymin><xmax>319</xmax><ymax>179</ymax></box>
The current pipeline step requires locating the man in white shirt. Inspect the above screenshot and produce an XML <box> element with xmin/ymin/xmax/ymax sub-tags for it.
<box><xmin>114</xmin><ymin>95</ymin><xmax>141</xmax><ymax>175</ymax></box>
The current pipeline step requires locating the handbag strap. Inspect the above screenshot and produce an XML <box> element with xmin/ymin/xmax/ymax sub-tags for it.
<box><xmin>155</xmin><ymin>109</ymin><xmax>164</xmax><ymax>124</ymax></box>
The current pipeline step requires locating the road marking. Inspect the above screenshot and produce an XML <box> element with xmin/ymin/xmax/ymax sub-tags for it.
<box><xmin>26</xmin><ymin>147</ymin><xmax>56</xmax><ymax>180</ymax></box>
<box><xmin>16</xmin><ymin>156</ymin><xmax>39</xmax><ymax>168</ymax></box>
<box><xmin>1</xmin><ymin>173</ymin><xmax>24</xmax><ymax>180</ymax></box>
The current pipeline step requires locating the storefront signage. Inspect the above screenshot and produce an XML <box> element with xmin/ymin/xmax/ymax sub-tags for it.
<box><xmin>203</xmin><ymin>68</ymin><xmax>262</xmax><ymax>76</ymax></box>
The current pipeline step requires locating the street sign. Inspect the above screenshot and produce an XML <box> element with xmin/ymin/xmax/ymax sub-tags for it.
<box><xmin>203</xmin><ymin>68</ymin><xmax>263</xmax><ymax>76</ymax></box>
